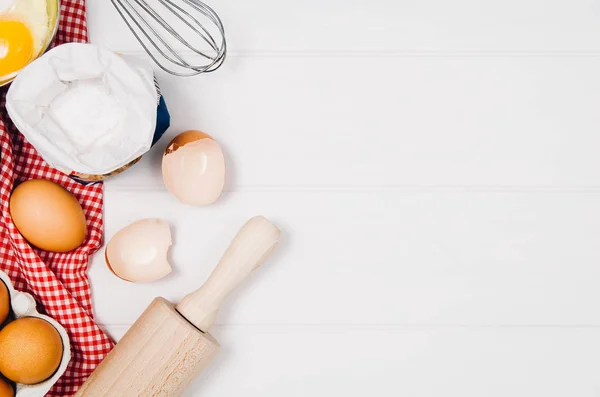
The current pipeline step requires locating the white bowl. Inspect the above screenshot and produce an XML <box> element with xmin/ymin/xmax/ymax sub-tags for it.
<box><xmin>0</xmin><ymin>270</ymin><xmax>71</xmax><ymax>397</ymax></box>
<box><xmin>0</xmin><ymin>0</ymin><xmax>61</xmax><ymax>87</ymax></box>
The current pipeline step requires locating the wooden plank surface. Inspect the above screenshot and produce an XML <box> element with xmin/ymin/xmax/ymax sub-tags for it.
<box><xmin>102</xmin><ymin>325</ymin><xmax>600</xmax><ymax>397</ymax></box>
<box><xmin>85</xmin><ymin>0</ymin><xmax>600</xmax><ymax>395</ymax></box>
<box><xmin>104</xmin><ymin>55</ymin><xmax>600</xmax><ymax>189</ymax></box>
<box><xmin>87</xmin><ymin>0</ymin><xmax>600</xmax><ymax>52</ymax></box>
<box><xmin>90</xmin><ymin>190</ymin><xmax>600</xmax><ymax>326</ymax></box>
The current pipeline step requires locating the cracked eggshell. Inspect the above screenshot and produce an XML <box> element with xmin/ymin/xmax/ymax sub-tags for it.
<box><xmin>162</xmin><ymin>130</ymin><xmax>225</xmax><ymax>206</ymax></box>
<box><xmin>105</xmin><ymin>219</ymin><xmax>173</xmax><ymax>283</ymax></box>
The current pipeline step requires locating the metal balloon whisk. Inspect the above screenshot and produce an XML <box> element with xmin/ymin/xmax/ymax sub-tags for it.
<box><xmin>110</xmin><ymin>0</ymin><xmax>227</xmax><ymax>76</ymax></box>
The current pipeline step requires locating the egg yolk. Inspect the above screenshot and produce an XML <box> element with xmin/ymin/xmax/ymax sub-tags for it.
<box><xmin>0</xmin><ymin>20</ymin><xmax>34</xmax><ymax>78</ymax></box>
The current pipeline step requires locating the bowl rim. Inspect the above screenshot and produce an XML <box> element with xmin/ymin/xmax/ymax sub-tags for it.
<box><xmin>0</xmin><ymin>0</ymin><xmax>62</xmax><ymax>88</ymax></box>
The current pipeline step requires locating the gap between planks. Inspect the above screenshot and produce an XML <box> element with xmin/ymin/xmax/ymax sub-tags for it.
<box><xmin>105</xmin><ymin>185</ymin><xmax>600</xmax><ymax>193</ymax></box>
<box><xmin>114</xmin><ymin>50</ymin><xmax>600</xmax><ymax>58</ymax></box>
<box><xmin>98</xmin><ymin>324</ymin><xmax>600</xmax><ymax>329</ymax></box>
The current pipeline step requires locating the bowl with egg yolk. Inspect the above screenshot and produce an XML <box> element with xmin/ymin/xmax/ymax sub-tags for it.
<box><xmin>0</xmin><ymin>0</ymin><xmax>59</xmax><ymax>87</ymax></box>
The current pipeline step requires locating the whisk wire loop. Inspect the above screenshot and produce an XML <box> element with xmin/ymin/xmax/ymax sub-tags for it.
<box><xmin>110</xmin><ymin>0</ymin><xmax>226</xmax><ymax>76</ymax></box>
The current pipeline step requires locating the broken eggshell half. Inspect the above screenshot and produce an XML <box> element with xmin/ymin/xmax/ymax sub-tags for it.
<box><xmin>162</xmin><ymin>130</ymin><xmax>226</xmax><ymax>206</ymax></box>
<box><xmin>105</xmin><ymin>219</ymin><xmax>172</xmax><ymax>283</ymax></box>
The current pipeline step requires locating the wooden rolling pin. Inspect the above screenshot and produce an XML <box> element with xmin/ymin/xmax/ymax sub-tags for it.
<box><xmin>76</xmin><ymin>216</ymin><xmax>280</xmax><ymax>396</ymax></box>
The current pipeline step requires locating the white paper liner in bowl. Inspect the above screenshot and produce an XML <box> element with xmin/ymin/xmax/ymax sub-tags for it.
<box><xmin>6</xmin><ymin>43</ymin><xmax>158</xmax><ymax>176</ymax></box>
<box><xmin>0</xmin><ymin>271</ymin><xmax>71</xmax><ymax>397</ymax></box>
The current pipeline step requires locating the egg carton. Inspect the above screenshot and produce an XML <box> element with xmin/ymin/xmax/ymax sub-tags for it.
<box><xmin>0</xmin><ymin>271</ymin><xmax>71</xmax><ymax>397</ymax></box>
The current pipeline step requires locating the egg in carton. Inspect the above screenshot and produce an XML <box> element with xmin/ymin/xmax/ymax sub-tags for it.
<box><xmin>0</xmin><ymin>271</ymin><xmax>71</xmax><ymax>397</ymax></box>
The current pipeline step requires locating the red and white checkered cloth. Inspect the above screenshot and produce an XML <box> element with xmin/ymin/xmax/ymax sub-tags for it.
<box><xmin>0</xmin><ymin>1</ymin><xmax>114</xmax><ymax>395</ymax></box>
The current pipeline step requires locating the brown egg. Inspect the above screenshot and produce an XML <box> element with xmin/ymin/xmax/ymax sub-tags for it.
<box><xmin>0</xmin><ymin>377</ymin><xmax>13</xmax><ymax>397</ymax></box>
<box><xmin>9</xmin><ymin>179</ymin><xmax>87</xmax><ymax>252</ymax></box>
<box><xmin>0</xmin><ymin>281</ymin><xmax>9</xmax><ymax>325</ymax></box>
<box><xmin>0</xmin><ymin>317</ymin><xmax>63</xmax><ymax>385</ymax></box>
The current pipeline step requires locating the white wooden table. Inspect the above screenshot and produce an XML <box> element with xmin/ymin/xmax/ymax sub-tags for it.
<box><xmin>86</xmin><ymin>1</ymin><xmax>600</xmax><ymax>395</ymax></box>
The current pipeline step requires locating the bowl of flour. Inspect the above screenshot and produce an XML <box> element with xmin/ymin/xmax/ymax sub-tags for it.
<box><xmin>5</xmin><ymin>43</ymin><xmax>169</xmax><ymax>182</ymax></box>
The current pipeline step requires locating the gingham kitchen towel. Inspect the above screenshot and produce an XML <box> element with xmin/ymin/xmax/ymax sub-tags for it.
<box><xmin>0</xmin><ymin>1</ymin><xmax>114</xmax><ymax>395</ymax></box>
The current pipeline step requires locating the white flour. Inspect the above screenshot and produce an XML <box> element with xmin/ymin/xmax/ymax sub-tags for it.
<box><xmin>49</xmin><ymin>79</ymin><xmax>125</xmax><ymax>153</ymax></box>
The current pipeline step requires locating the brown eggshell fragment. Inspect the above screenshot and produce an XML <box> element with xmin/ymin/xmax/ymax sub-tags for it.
<box><xmin>162</xmin><ymin>130</ymin><xmax>225</xmax><ymax>206</ymax></box>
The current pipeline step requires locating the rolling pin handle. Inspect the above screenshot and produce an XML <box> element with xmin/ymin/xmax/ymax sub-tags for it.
<box><xmin>176</xmin><ymin>216</ymin><xmax>280</xmax><ymax>331</ymax></box>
